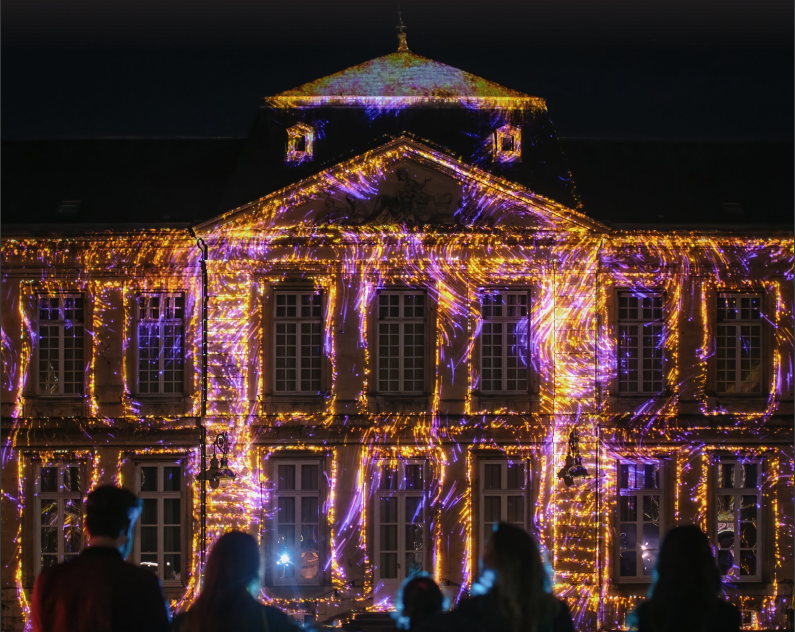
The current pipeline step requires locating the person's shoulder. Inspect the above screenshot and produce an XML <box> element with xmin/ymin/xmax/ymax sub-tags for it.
<box><xmin>547</xmin><ymin>596</ymin><xmax>576</xmax><ymax>632</ymax></box>
<box><xmin>713</xmin><ymin>599</ymin><xmax>742</xmax><ymax>629</ymax></box>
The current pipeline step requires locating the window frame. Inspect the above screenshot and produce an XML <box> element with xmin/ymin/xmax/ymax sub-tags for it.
<box><xmin>36</xmin><ymin>294</ymin><xmax>86</xmax><ymax>397</ymax></box>
<box><xmin>372</xmin><ymin>459</ymin><xmax>428</xmax><ymax>591</ymax></box>
<box><xmin>715</xmin><ymin>293</ymin><xmax>764</xmax><ymax>395</ymax></box>
<box><xmin>616</xmin><ymin>292</ymin><xmax>664</xmax><ymax>396</ymax></box>
<box><xmin>615</xmin><ymin>459</ymin><xmax>665</xmax><ymax>583</ymax></box>
<box><xmin>714</xmin><ymin>458</ymin><xmax>763</xmax><ymax>583</ymax></box>
<box><xmin>493</xmin><ymin>124</ymin><xmax>522</xmax><ymax>162</ymax></box>
<box><xmin>34</xmin><ymin>462</ymin><xmax>84</xmax><ymax>576</ymax></box>
<box><xmin>478</xmin><ymin>290</ymin><xmax>530</xmax><ymax>394</ymax></box>
<box><xmin>133</xmin><ymin>461</ymin><xmax>185</xmax><ymax>586</ymax></box>
<box><xmin>136</xmin><ymin>292</ymin><xmax>186</xmax><ymax>396</ymax></box>
<box><xmin>273</xmin><ymin>291</ymin><xmax>323</xmax><ymax>394</ymax></box>
<box><xmin>479</xmin><ymin>459</ymin><xmax>528</xmax><ymax>554</ymax></box>
<box><xmin>271</xmin><ymin>458</ymin><xmax>325</xmax><ymax>587</ymax></box>
<box><xmin>286</xmin><ymin>123</ymin><xmax>315</xmax><ymax>163</ymax></box>
<box><xmin>376</xmin><ymin>290</ymin><xmax>428</xmax><ymax>395</ymax></box>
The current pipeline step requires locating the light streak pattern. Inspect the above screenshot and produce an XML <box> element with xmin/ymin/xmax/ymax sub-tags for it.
<box><xmin>1</xmin><ymin>145</ymin><xmax>792</xmax><ymax>632</ymax></box>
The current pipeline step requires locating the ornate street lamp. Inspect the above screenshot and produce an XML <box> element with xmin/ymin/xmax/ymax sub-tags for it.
<box><xmin>557</xmin><ymin>428</ymin><xmax>589</xmax><ymax>487</ymax></box>
<box><xmin>200</xmin><ymin>432</ymin><xmax>237</xmax><ymax>489</ymax></box>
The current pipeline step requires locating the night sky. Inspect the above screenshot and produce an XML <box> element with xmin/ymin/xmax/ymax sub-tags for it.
<box><xmin>2</xmin><ymin>0</ymin><xmax>793</xmax><ymax>140</ymax></box>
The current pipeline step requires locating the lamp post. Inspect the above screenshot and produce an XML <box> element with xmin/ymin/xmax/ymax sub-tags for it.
<box><xmin>557</xmin><ymin>428</ymin><xmax>589</xmax><ymax>487</ymax></box>
<box><xmin>200</xmin><ymin>432</ymin><xmax>237</xmax><ymax>490</ymax></box>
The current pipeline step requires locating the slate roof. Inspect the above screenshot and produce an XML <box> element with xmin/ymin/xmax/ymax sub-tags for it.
<box><xmin>1</xmin><ymin>138</ymin><xmax>244</xmax><ymax>226</ymax></box>
<box><xmin>2</xmin><ymin>137</ymin><xmax>792</xmax><ymax>230</ymax></box>
<box><xmin>274</xmin><ymin>51</ymin><xmax>532</xmax><ymax>100</ymax></box>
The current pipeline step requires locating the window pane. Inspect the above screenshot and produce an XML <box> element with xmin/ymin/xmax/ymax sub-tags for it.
<box><xmin>619</xmin><ymin>551</ymin><xmax>637</xmax><ymax>577</ymax></box>
<box><xmin>507</xmin><ymin>463</ymin><xmax>524</xmax><ymax>489</ymax></box>
<box><xmin>381</xmin><ymin>553</ymin><xmax>398</xmax><ymax>579</ymax></box>
<box><xmin>619</xmin><ymin>496</ymin><xmax>637</xmax><ymax>522</ymax></box>
<box><xmin>164</xmin><ymin>554</ymin><xmax>181</xmax><ymax>581</ymax></box>
<box><xmin>278</xmin><ymin>497</ymin><xmax>296</xmax><ymax>524</ymax></box>
<box><xmin>380</xmin><ymin>466</ymin><xmax>398</xmax><ymax>491</ymax></box>
<box><xmin>405</xmin><ymin>464</ymin><xmax>423</xmax><ymax>491</ymax></box>
<box><xmin>740</xmin><ymin>550</ymin><xmax>756</xmax><ymax>576</ymax></box>
<box><xmin>41</xmin><ymin>467</ymin><xmax>58</xmax><ymax>493</ymax></box>
<box><xmin>507</xmin><ymin>496</ymin><xmax>524</xmax><ymax>524</ymax></box>
<box><xmin>141</xmin><ymin>467</ymin><xmax>158</xmax><ymax>492</ymax></box>
<box><xmin>64</xmin><ymin>467</ymin><xmax>81</xmax><ymax>493</ymax></box>
<box><xmin>141</xmin><ymin>554</ymin><xmax>158</xmax><ymax>573</ymax></box>
<box><xmin>742</xmin><ymin>464</ymin><xmax>758</xmax><ymax>489</ymax></box>
<box><xmin>141</xmin><ymin>499</ymin><xmax>157</xmax><ymax>525</ymax></box>
<box><xmin>619</xmin><ymin>523</ymin><xmax>637</xmax><ymax>550</ymax></box>
<box><xmin>380</xmin><ymin>525</ymin><xmax>397</xmax><ymax>551</ymax></box>
<box><xmin>405</xmin><ymin>496</ymin><xmax>423</xmax><ymax>524</ymax></box>
<box><xmin>63</xmin><ymin>499</ymin><xmax>82</xmax><ymax>553</ymax></box>
<box><xmin>278</xmin><ymin>465</ymin><xmax>296</xmax><ymax>491</ymax></box>
<box><xmin>140</xmin><ymin>527</ymin><xmax>157</xmax><ymax>553</ymax></box>
<box><xmin>164</xmin><ymin>527</ymin><xmax>180</xmax><ymax>553</ymax></box>
<box><xmin>302</xmin><ymin>465</ymin><xmax>319</xmax><ymax>491</ymax></box>
<box><xmin>641</xmin><ymin>548</ymin><xmax>658</xmax><ymax>577</ymax></box>
<box><xmin>380</xmin><ymin>497</ymin><xmax>397</xmax><ymax>523</ymax></box>
<box><xmin>163</xmin><ymin>467</ymin><xmax>180</xmax><ymax>492</ymax></box>
<box><xmin>484</xmin><ymin>496</ymin><xmax>501</xmax><ymax>523</ymax></box>
<box><xmin>164</xmin><ymin>499</ymin><xmax>180</xmax><ymax>525</ymax></box>
<box><xmin>484</xmin><ymin>464</ymin><xmax>501</xmax><ymax>490</ymax></box>
<box><xmin>302</xmin><ymin>497</ymin><xmax>319</xmax><ymax>524</ymax></box>
<box><xmin>720</xmin><ymin>463</ymin><xmax>736</xmax><ymax>489</ymax></box>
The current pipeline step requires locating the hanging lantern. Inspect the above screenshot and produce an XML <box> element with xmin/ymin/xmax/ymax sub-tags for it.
<box><xmin>557</xmin><ymin>428</ymin><xmax>589</xmax><ymax>487</ymax></box>
<box><xmin>200</xmin><ymin>432</ymin><xmax>236</xmax><ymax>490</ymax></box>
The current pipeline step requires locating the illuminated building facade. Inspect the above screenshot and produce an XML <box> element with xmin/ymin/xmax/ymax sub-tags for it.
<box><xmin>2</xmin><ymin>29</ymin><xmax>793</xmax><ymax>632</ymax></box>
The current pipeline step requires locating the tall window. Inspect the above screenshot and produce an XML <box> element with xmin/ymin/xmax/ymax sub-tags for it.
<box><xmin>273</xmin><ymin>460</ymin><xmax>322</xmax><ymax>585</ymax></box>
<box><xmin>716</xmin><ymin>460</ymin><xmax>762</xmax><ymax>581</ymax></box>
<box><xmin>480</xmin><ymin>460</ymin><xmax>526</xmax><ymax>549</ymax></box>
<box><xmin>135</xmin><ymin>463</ymin><xmax>183</xmax><ymax>583</ymax></box>
<box><xmin>378</xmin><ymin>292</ymin><xmax>425</xmax><ymax>393</ymax></box>
<box><xmin>36</xmin><ymin>464</ymin><xmax>82</xmax><ymax>573</ymax></box>
<box><xmin>480</xmin><ymin>292</ymin><xmax>529</xmax><ymax>392</ymax></box>
<box><xmin>374</xmin><ymin>461</ymin><xmax>426</xmax><ymax>588</ymax></box>
<box><xmin>617</xmin><ymin>461</ymin><xmax>662</xmax><ymax>580</ymax></box>
<box><xmin>38</xmin><ymin>295</ymin><xmax>85</xmax><ymax>395</ymax></box>
<box><xmin>274</xmin><ymin>292</ymin><xmax>322</xmax><ymax>392</ymax></box>
<box><xmin>618</xmin><ymin>294</ymin><xmax>663</xmax><ymax>394</ymax></box>
<box><xmin>138</xmin><ymin>294</ymin><xmax>185</xmax><ymax>394</ymax></box>
<box><xmin>717</xmin><ymin>294</ymin><xmax>762</xmax><ymax>393</ymax></box>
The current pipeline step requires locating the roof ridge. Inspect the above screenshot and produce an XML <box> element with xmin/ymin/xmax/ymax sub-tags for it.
<box><xmin>272</xmin><ymin>49</ymin><xmax>533</xmax><ymax>100</ymax></box>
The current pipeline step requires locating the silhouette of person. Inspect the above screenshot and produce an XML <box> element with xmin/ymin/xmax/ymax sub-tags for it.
<box><xmin>173</xmin><ymin>530</ymin><xmax>303</xmax><ymax>632</ymax></box>
<box><xmin>31</xmin><ymin>485</ymin><xmax>170</xmax><ymax>632</ymax></box>
<box><xmin>628</xmin><ymin>525</ymin><xmax>741</xmax><ymax>632</ymax></box>
<box><xmin>395</xmin><ymin>572</ymin><xmax>445</xmax><ymax>630</ymax></box>
<box><xmin>416</xmin><ymin>523</ymin><xmax>575</xmax><ymax>632</ymax></box>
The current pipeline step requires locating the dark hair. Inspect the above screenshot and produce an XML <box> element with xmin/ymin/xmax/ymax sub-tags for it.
<box><xmin>630</xmin><ymin>525</ymin><xmax>722</xmax><ymax>632</ymax></box>
<box><xmin>85</xmin><ymin>485</ymin><xmax>141</xmax><ymax>539</ymax></box>
<box><xmin>398</xmin><ymin>573</ymin><xmax>444</xmax><ymax>629</ymax></box>
<box><xmin>183</xmin><ymin>531</ymin><xmax>262</xmax><ymax>632</ymax></box>
<box><xmin>488</xmin><ymin>523</ymin><xmax>559</xmax><ymax>632</ymax></box>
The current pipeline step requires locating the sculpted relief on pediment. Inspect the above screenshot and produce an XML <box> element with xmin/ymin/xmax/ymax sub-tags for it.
<box><xmin>270</xmin><ymin>162</ymin><xmax>541</xmax><ymax>230</ymax></box>
<box><xmin>319</xmin><ymin>168</ymin><xmax>457</xmax><ymax>226</ymax></box>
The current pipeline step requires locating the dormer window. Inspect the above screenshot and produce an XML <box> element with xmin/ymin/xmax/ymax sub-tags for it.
<box><xmin>286</xmin><ymin>123</ymin><xmax>314</xmax><ymax>163</ymax></box>
<box><xmin>494</xmin><ymin>125</ymin><xmax>521</xmax><ymax>163</ymax></box>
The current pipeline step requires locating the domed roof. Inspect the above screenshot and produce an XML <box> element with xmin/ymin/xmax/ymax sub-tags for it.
<box><xmin>270</xmin><ymin>49</ymin><xmax>544</xmax><ymax>108</ymax></box>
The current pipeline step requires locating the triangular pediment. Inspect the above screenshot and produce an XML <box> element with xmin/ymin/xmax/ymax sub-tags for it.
<box><xmin>195</xmin><ymin>137</ymin><xmax>607</xmax><ymax>235</ymax></box>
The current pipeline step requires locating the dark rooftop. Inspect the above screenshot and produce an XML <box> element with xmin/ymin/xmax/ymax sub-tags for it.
<box><xmin>2</xmin><ymin>137</ymin><xmax>792</xmax><ymax>231</ymax></box>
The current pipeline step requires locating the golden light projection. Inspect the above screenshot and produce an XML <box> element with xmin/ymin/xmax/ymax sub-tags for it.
<box><xmin>1</xmin><ymin>96</ymin><xmax>793</xmax><ymax>632</ymax></box>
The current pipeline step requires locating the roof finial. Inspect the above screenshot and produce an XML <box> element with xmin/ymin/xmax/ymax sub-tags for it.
<box><xmin>396</xmin><ymin>5</ymin><xmax>409</xmax><ymax>52</ymax></box>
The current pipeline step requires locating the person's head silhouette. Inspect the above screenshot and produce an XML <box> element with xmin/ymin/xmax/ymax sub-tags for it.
<box><xmin>396</xmin><ymin>573</ymin><xmax>444</xmax><ymax>629</ymax></box>
<box><xmin>631</xmin><ymin>525</ymin><xmax>724</xmax><ymax>632</ymax></box>
<box><xmin>481</xmin><ymin>523</ymin><xmax>559</xmax><ymax>632</ymax></box>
